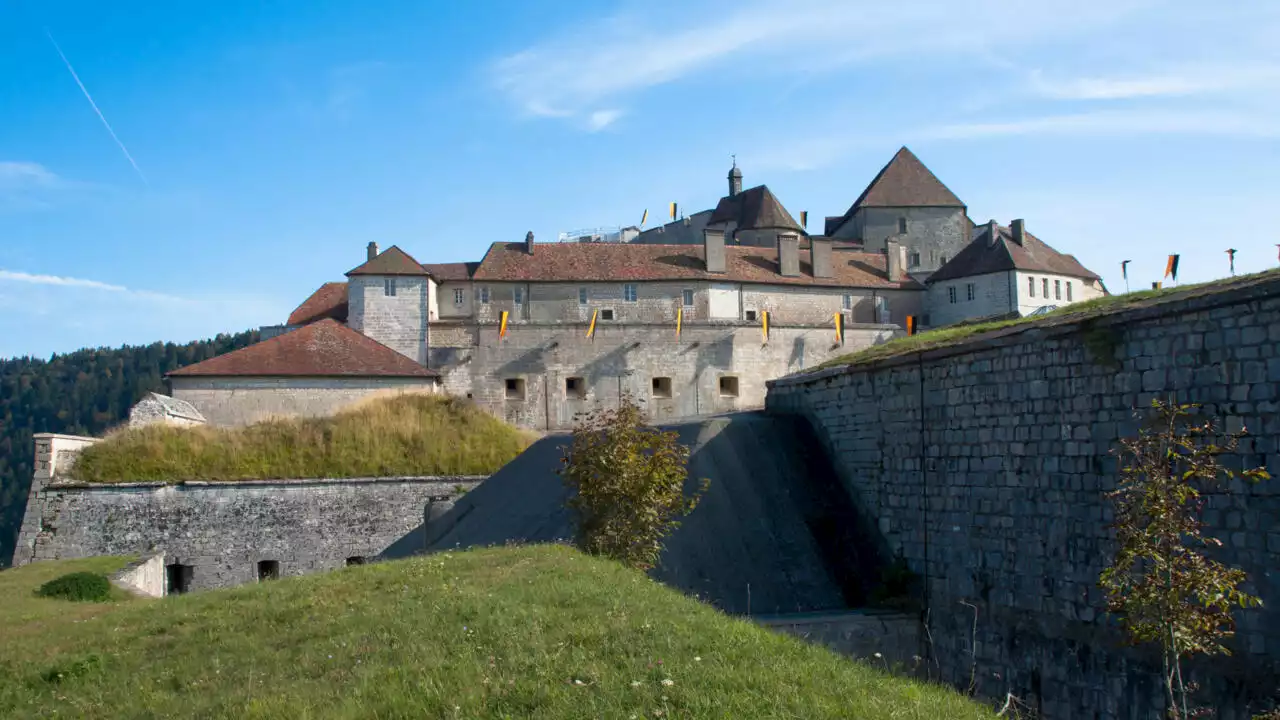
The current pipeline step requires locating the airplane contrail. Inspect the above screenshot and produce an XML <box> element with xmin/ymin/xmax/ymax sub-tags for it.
<box><xmin>44</xmin><ymin>29</ymin><xmax>149</xmax><ymax>187</ymax></box>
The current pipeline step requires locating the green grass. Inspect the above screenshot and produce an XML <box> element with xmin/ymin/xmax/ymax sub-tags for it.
<box><xmin>0</xmin><ymin>546</ymin><xmax>993</xmax><ymax>719</ymax></box>
<box><xmin>812</xmin><ymin>269</ymin><xmax>1280</xmax><ymax>372</ymax></box>
<box><xmin>70</xmin><ymin>394</ymin><xmax>536</xmax><ymax>483</ymax></box>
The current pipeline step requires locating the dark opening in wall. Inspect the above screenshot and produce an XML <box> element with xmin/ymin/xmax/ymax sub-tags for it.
<box><xmin>719</xmin><ymin>376</ymin><xmax>739</xmax><ymax>397</ymax></box>
<box><xmin>600</xmin><ymin>309</ymin><xmax>615</xmax><ymax>321</ymax></box>
<box><xmin>165</xmin><ymin>563</ymin><xmax>193</xmax><ymax>595</ymax></box>
<box><xmin>565</xmin><ymin>376</ymin><xmax>585</xmax><ymax>398</ymax></box>
<box><xmin>345</xmin><ymin>556</ymin><xmax>365</xmax><ymax>567</ymax></box>
<box><xmin>257</xmin><ymin>560</ymin><xmax>280</xmax><ymax>581</ymax></box>
<box><xmin>505</xmin><ymin>378</ymin><xmax>526</xmax><ymax>400</ymax></box>
<box><xmin>651</xmin><ymin>376</ymin><xmax>672</xmax><ymax>399</ymax></box>
<box><xmin>744</xmin><ymin>310</ymin><xmax>757</xmax><ymax>322</ymax></box>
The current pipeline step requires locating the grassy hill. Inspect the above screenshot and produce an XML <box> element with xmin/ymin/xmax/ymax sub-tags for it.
<box><xmin>0</xmin><ymin>546</ymin><xmax>992</xmax><ymax>719</ymax></box>
<box><xmin>70</xmin><ymin>394</ymin><xmax>536</xmax><ymax>483</ymax></box>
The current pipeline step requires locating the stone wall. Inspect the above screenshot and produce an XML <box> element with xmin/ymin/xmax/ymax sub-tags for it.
<box><xmin>757</xmin><ymin>611</ymin><xmax>923</xmax><ymax>669</ymax></box>
<box><xmin>348</xmin><ymin>275</ymin><xmax>429</xmax><ymax>363</ymax></box>
<box><xmin>169</xmin><ymin>376</ymin><xmax>439</xmax><ymax>426</ymax></box>
<box><xmin>18</xmin><ymin>476</ymin><xmax>483</xmax><ymax>591</ymax></box>
<box><xmin>927</xmin><ymin>271</ymin><xmax>1016</xmax><ymax>327</ymax></box>
<box><xmin>834</xmin><ymin>207</ymin><xmax>969</xmax><ymax>275</ymax></box>
<box><xmin>11</xmin><ymin>433</ymin><xmax>101</xmax><ymax>566</ymax></box>
<box><xmin>110</xmin><ymin>552</ymin><xmax>166</xmax><ymax>598</ymax></box>
<box><xmin>766</xmin><ymin>273</ymin><xmax>1280</xmax><ymax>719</ymax></box>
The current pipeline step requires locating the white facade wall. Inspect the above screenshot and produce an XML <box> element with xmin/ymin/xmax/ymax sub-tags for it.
<box><xmin>346</xmin><ymin>275</ymin><xmax>429</xmax><ymax>363</ymax></box>
<box><xmin>926</xmin><ymin>272</ymin><xmax>1016</xmax><ymax>326</ymax></box>
<box><xmin>170</xmin><ymin>376</ymin><xmax>439</xmax><ymax>427</ymax></box>
<box><xmin>1014</xmin><ymin>271</ymin><xmax>1107</xmax><ymax>316</ymax></box>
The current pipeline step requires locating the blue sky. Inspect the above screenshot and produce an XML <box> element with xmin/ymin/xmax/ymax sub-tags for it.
<box><xmin>2</xmin><ymin>0</ymin><xmax>1277</xmax><ymax>358</ymax></box>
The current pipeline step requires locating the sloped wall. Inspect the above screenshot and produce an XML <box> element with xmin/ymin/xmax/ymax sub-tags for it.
<box><xmin>766</xmin><ymin>273</ymin><xmax>1280</xmax><ymax>719</ymax></box>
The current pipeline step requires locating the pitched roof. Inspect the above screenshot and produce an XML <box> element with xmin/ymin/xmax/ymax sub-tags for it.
<box><xmin>707</xmin><ymin>185</ymin><xmax>803</xmax><ymax>232</ymax></box>
<box><xmin>471</xmin><ymin>242</ymin><xmax>919</xmax><ymax>289</ymax></box>
<box><xmin>287</xmin><ymin>282</ymin><xmax>348</xmax><ymax>326</ymax></box>
<box><xmin>168</xmin><ymin>319</ymin><xmax>438</xmax><ymax>378</ymax></box>
<box><xmin>422</xmin><ymin>262</ymin><xmax>480</xmax><ymax>281</ymax></box>
<box><xmin>828</xmin><ymin>147</ymin><xmax>965</xmax><ymax>236</ymax></box>
<box><xmin>926</xmin><ymin>223</ymin><xmax>1102</xmax><ymax>283</ymax></box>
<box><xmin>346</xmin><ymin>245</ymin><xmax>430</xmax><ymax>276</ymax></box>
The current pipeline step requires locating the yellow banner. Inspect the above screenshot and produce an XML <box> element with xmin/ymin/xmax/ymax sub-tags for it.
<box><xmin>499</xmin><ymin>311</ymin><xmax>508</xmax><ymax>338</ymax></box>
<box><xmin>761</xmin><ymin>310</ymin><xmax>769</xmax><ymax>343</ymax></box>
<box><xmin>587</xmin><ymin>309</ymin><xmax>598</xmax><ymax>339</ymax></box>
<box><xmin>800</xmin><ymin>211</ymin><xmax>808</xmax><ymax>228</ymax></box>
<box><xmin>669</xmin><ymin>202</ymin><xmax>677</xmax><ymax>220</ymax></box>
<box><xmin>675</xmin><ymin>307</ymin><xmax>682</xmax><ymax>338</ymax></box>
<box><xmin>641</xmin><ymin>208</ymin><xmax>648</xmax><ymax>227</ymax></box>
<box><xmin>834</xmin><ymin>312</ymin><xmax>843</xmax><ymax>344</ymax></box>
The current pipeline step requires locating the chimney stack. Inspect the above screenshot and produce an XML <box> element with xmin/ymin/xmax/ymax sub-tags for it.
<box><xmin>525</xmin><ymin>231</ymin><xmax>535</xmax><ymax>255</ymax></box>
<box><xmin>367</xmin><ymin>242</ymin><xmax>379</xmax><ymax>261</ymax></box>
<box><xmin>703</xmin><ymin>228</ymin><xmax>726</xmax><ymax>273</ymax></box>
<box><xmin>884</xmin><ymin>240</ymin><xmax>904</xmax><ymax>282</ymax></box>
<box><xmin>777</xmin><ymin>233</ymin><xmax>801</xmax><ymax>277</ymax></box>
<box><xmin>1010</xmin><ymin>219</ymin><xmax>1026</xmax><ymax>246</ymax></box>
<box><xmin>811</xmin><ymin>236</ymin><xmax>833</xmax><ymax>278</ymax></box>
<box><xmin>987</xmin><ymin>220</ymin><xmax>999</xmax><ymax>245</ymax></box>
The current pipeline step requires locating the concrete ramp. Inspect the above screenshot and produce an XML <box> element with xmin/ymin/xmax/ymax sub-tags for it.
<box><xmin>416</xmin><ymin>412</ymin><xmax>881</xmax><ymax>616</ymax></box>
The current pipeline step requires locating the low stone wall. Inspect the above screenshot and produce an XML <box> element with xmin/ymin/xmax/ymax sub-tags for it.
<box><xmin>20</xmin><ymin>476</ymin><xmax>483</xmax><ymax>591</ymax></box>
<box><xmin>110</xmin><ymin>552</ymin><xmax>166</xmax><ymax>598</ymax></box>
<box><xmin>757</xmin><ymin>610</ymin><xmax>922</xmax><ymax>669</ymax></box>
<box><xmin>766</xmin><ymin>273</ymin><xmax>1280</xmax><ymax>719</ymax></box>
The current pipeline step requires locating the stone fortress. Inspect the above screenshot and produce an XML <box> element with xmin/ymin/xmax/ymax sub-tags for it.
<box><xmin>160</xmin><ymin>147</ymin><xmax>1107</xmax><ymax>430</ymax></box>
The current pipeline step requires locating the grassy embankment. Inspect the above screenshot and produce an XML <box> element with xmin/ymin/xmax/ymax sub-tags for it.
<box><xmin>70</xmin><ymin>394</ymin><xmax>536</xmax><ymax>483</ymax></box>
<box><xmin>814</xmin><ymin>268</ymin><xmax>1279</xmax><ymax>372</ymax></box>
<box><xmin>0</xmin><ymin>546</ymin><xmax>994</xmax><ymax>720</ymax></box>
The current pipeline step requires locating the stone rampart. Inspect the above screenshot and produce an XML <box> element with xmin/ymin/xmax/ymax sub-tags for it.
<box><xmin>766</xmin><ymin>272</ymin><xmax>1280</xmax><ymax>719</ymax></box>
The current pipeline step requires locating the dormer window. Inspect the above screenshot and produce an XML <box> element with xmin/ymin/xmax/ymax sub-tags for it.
<box><xmin>908</xmin><ymin>252</ymin><xmax>921</xmax><ymax>268</ymax></box>
<box><xmin>384</xmin><ymin>278</ymin><xmax>397</xmax><ymax>296</ymax></box>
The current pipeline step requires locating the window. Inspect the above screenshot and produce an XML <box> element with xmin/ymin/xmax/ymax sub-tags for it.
<box><xmin>505</xmin><ymin>378</ymin><xmax>526</xmax><ymax>400</ymax></box>
<box><xmin>453</xmin><ymin>288</ymin><xmax>464</xmax><ymax>305</ymax></box>
<box><xmin>384</xmin><ymin>278</ymin><xmax>397</xmax><ymax>296</ymax></box>
<box><xmin>718</xmin><ymin>376</ymin><xmax>740</xmax><ymax>397</ymax></box>
<box><xmin>745</xmin><ymin>309</ymin><xmax>757</xmax><ymax>322</ymax></box>
<box><xmin>346</xmin><ymin>556</ymin><xmax>366</xmax><ymax>567</ymax></box>
<box><xmin>898</xmin><ymin>217</ymin><xmax>907</xmax><ymax>234</ymax></box>
<box><xmin>1066</xmin><ymin>282</ymin><xmax>1073</xmax><ymax>301</ymax></box>
<box><xmin>966</xmin><ymin>283</ymin><xmax>975</xmax><ymax>302</ymax></box>
<box><xmin>1042</xmin><ymin>278</ymin><xmax>1049</xmax><ymax>298</ymax></box>
<box><xmin>1028</xmin><ymin>277</ymin><xmax>1035</xmax><ymax>297</ymax></box>
<box><xmin>909</xmin><ymin>252</ymin><xmax>921</xmax><ymax>267</ymax></box>
<box><xmin>578</xmin><ymin>288</ymin><xmax>588</xmax><ymax>305</ymax></box>
<box><xmin>513</xmin><ymin>287</ymin><xmax>524</xmax><ymax>305</ymax></box>
<box><xmin>600</xmin><ymin>308</ymin><xmax>615</xmax><ymax>321</ymax></box>
<box><xmin>565</xmin><ymin>377</ymin><xmax>585</xmax><ymax>399</ymax></box>
<box><xmin>651</xmin><ymin>376</ymin><xmax>673</xmax><ymax>398</ymax></box>
<box><xmin>479</xmin><ymin>287</ymin><xmax>490</xmax><ymax>304</ymax></box>
<box><xmin>623</xmin><ymin>284</ymin><xmax>638</xmax><ymax>302</ymax></box>
<box><xmin>842</xmin><ymin>294</ymin><xmax>853</xmax><ymax>311</ymax></box>
<box><xmin>165</xmin><ymin>563</ymin><xmax>192</xmax><ymax>595</ymax></box>
<box><xmin>257</xmin><ymin>560</ymin><xmax>279</xmax><ymax>582</ymax></box>
<box><xmin>940</xmin><ymin>254</ymin><xmax>948</xmax><ymax>266</ymax></box>
<box><xmin>682</xmin><ymin>289</ymin><xmax>694</xmax><ymax>306</ymax></box>
<box><xmin>948</xmin><ymin>286</ymin><xmax>957</xmax><ymax>304</ymax></box>
<box><xmin>1054</xmin><ymin>280</ymin><xmax>1062</xmax><ymax>301</ymax></box>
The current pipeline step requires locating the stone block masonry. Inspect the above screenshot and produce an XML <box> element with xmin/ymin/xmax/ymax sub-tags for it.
<box><xmin>18</xmin><ymin>476</ymin><xmax>483</xmax><ymax>591</ymax></box>
<box><xmin>766</xmin><ymin>273</ymin><xmax>1280</xmax><ymax>720</ymax></box>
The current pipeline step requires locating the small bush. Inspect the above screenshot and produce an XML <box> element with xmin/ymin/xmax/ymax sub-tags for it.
<box><xmin>36</xmin><ymin>572</ymin><xmax>112</xmax><ymax>602</ymax></box>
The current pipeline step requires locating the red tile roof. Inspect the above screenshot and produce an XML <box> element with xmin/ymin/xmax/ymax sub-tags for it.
<box><xmin>422</xmin><ymin>262</ymin><xmax>479</xmax><ymax>281</ymax></box>
<box><xmin>168</xmin><ymin>319</ymin><xmax>438</xmax><ymax>378</ymax></box>
<box><xmin>471</xmin><ymin>242</ymin><xmax>919</xmax><ymax>288</ymax></box>
<box><xmin>927</xmin><ymin>223</ymin><xmax>1102</xmax><ymax>283</ymax></box>
<box><xmin>286</xmin><ymin>282</ymin><xmax>348</xmax><ymax>326</ymax></box>
<box><xmin>346</xmin><ymin>245</ymin><xmax>430</xmax><ymax>276</ymax></box>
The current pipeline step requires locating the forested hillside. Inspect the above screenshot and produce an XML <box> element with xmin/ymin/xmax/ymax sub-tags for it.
<box><xmin>0</xmin><ymin>330</ymin><xmax>259</xmax><ymax>566</ymax></box>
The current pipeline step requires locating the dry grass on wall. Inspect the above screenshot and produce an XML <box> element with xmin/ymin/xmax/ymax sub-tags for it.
<box><xmin>70</xmin><ymin>395</ymin><xmax>536</xmax><ymax>483</ymax></box>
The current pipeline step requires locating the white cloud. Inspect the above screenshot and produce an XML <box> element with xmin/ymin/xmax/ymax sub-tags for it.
<box><xmin>1027</xmin><ymin>66</ymin><xmax>1280</xmax><ymax>101</ymax></box>
<box><xmin>0</xmin><ymin>269</ymin><xmax>191</xmax><ymax>303</ymax></box>
<box><xmin>586</xmin><ymin>109</ymin><xmax>624</xmax><ymax>131</ymax></box>
<box><xmin>922</xmin><ymin>109</ymin><xmax>1280</xmax><ymax>141</ymax></box>
<box><xmin>0</xmin><ymin>162</ymin><xmax>61</xmax><ymax>190</ymax></box>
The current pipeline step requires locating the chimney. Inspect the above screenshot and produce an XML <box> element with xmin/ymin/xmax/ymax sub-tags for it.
<box><xmin>1010</xmin><ymin>219</ymin><xmax>1026</xmax><ymax>246</ymax></box>
<box><xmin>525</xmin><ymin>231</ymin><xmax>535</xmax><ymax>255</ymax></box>
<box><xmin>777</xmin><ymin>233</ymin><xmax>800</xmax><ymax>277</ymax></box>
<box><xmin>367</xmin><ymin>242</ymin><xmax>379</xmax><ymax>261</ymax></box>
<box><xmin>987</xmin><ymin>220</ymin><xmax>999</xmax><ymax>245</ymax></box>
<box><xmin>811</xmin><ymin>236</ymin><xmax>833</xmax><ymax>278</ymax></box>
<box><xmin>703</xmin><ymin>228</ymin><xmax>726</xmax><ymax>273</ymax></box>
<box><xmin>884</xmin><ymin>240</ymin><xmax>904</xmax><ymax>282</ymax></box>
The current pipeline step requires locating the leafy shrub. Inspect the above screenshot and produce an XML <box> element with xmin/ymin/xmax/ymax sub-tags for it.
<box><xmin>36</xmin><ymin>571</ymin><xmax>112</xmax><ymax>602</ymax></box>
<box><xmin>558</xmin><ymin>394</ymin><xmax>708</xmax><ymax>571</ymax></box>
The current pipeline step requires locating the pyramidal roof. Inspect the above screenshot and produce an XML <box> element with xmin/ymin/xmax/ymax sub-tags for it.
<box><xmin>346</xmin><ymin>245</ymin><xmax>430</xmax><ymax>277</ymax></box>
<box><xmin>168</xmin><ymin>319</ymin><xmax>438</xmax><ymax>378</ymax></box>
<box><xmin>849</xmin><ymin>147</ymin><xmax>965</xmax><ymax>210</ymax></box>
<box><xmin>707</xmin><ymin>185</ymin><xmax>803</xmax><ymax>232</ymax></box>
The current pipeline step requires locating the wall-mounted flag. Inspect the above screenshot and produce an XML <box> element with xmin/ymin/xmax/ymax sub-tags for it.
<box><xmin>1227</xmin><ymin>248</ymin><xmax>1237</xmax><ymax>275</ymax></box>
<box><xmin>669</xmin><ymin>202</ymin><xmax>678</xmax><ymax>221</ymax></box>
<box><xmin>834</xmin><ymin>313</ymin><xmax>844</xmax><ymax>345</ymax></box>
<box><xmin>1152</xmin><ymin>281</ymin><xmax>1163</xmax><ymax>290</ymax></box>
<box><xmin>499</xmin><ymin>311</ymin><xmax>509</xmax><ymax>338</ymax></box>
<box><xmin>586</xmin><ymin>309</ymin><xmax>598</xmax><ymax>339</ymax></box>
<box><xmin>906</xmin><ymin>315</ymin><xmax>917</xmax><ymax>336</ymax></box>
<box><xmin>640</xmin><ymin>209</ymin><xmax>648</xmax><ymax>228</ymax></box>
<box><xmin>675</xmin><ymin>308</ymin><xmax>682</xmax><ymax>339</ymax></box>
<box><xmin>761</xmin><ymin>310</ymin><xmax>769</xmax><ymax>344</ymax></box>
<box><xmin>1164</xmin><ymin>254</ymin><xmax>1180</xmax><ymax>282</ymax></box>
<box><xmin>800</xmin><ymin>211</ymin><xmax>808</xmax><ymax>229</ymax></box>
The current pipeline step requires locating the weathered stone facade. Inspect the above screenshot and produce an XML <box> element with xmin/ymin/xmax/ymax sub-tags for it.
<box><xmin>169</xmin><ymin>376</ymin><xmax>439</xmax><ymax>426</ymax></box>
<box><xmin>18</xmin><ymin>475</ymin><xmax>482</xmax><ymax>591</ymax></box>
<box><xmin>766</xmin><ymin>274</ymin><xmax>1280</xmax><ymax>719</ymax></box>
<box><xmin>756</xmin><ymin>611</ymin><xmax>923</xmax><ymax>669</ymax></box>
<box><xmin>832</xmin><ymin>206</ymin><xmax>970</xmax><ymax>275</ymax></box>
